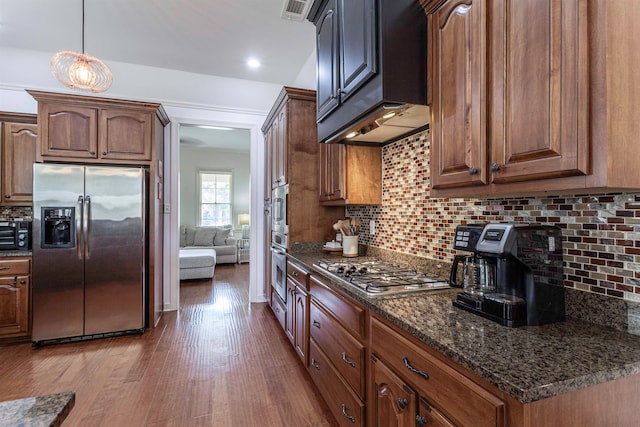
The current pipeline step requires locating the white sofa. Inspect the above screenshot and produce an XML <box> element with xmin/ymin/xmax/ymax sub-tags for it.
<box><xmin>179</xmin><ymin>225</ymin><xmax>238</xmax><ymax>280</ymax></box>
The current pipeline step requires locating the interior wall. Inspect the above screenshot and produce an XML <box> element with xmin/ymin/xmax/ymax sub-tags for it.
<box><xmin>179</xmin><ymin>146</ymin><xmax>251</xmax><ymax>230</ymax></box>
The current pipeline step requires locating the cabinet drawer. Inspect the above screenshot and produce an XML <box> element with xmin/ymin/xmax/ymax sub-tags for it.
<box><xmin>310</xmin><ymin>300</ymin><xmax>365</xmax><ymax>399</ymax></box>
<box><xmin>0</xmin><ymin>258</ymin><xmax>30</xmax><ymax>276</ymax></box>
<box><xmin>309</xmin><ymin>338</ymin><xmax>364</xmax><ymax>427</ymax></box>
<box><xmin>371</xmin><ymin>317</ymin><xmax>505</xmax><ymax>427</ymax></box>
<box><xmin>287</xmin><ymin>260</ymin><xmax>309</xmax><ymax>290</ymax></box>
<box><xmin>270</xmin><ymin>292</ymin><xmax>286</xmax><ymax>331</ymax></box>
<box><xmin>309</xmin><ymin>274</ymin><xmax>366</xmax><ymax>341</ymax></box>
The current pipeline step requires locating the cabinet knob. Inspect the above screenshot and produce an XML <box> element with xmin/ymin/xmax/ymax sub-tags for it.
<box><xmin>416</xmin><ymin>415</ymin><xmax>427</xmax><ymax>427</ymax></box>
<box><xmin>4</xmin><ymin>195</ymin><xmax>9</xmax><ymax>198</ymax></box>
<box><xmin>397</xmin><ymin>398</ymin><xmax>409</xmax><ymax>409</ymax></box>
<box><xmin>102</xmin><ymin>151</ymin><xmax>108</xmax><ymax>156</ymax></box>
<box><xmin>89</xmin><ymin>151</ymin><xmax>96</xmax><ymax>155</ymax></box>
<box><xmin>490</xmin><ymin>162</ymin><xmax>501</xmax><ymax>172</ymax></box>
<box><xmin>468</xmin><ymin>167</ymin><xmax>478</xmax><ymax>175</ymax></box>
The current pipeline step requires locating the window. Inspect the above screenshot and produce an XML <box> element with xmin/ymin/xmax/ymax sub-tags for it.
<box><xmin>199</xmin><ymin>171</ymin><xmax>232</xmax><ymax>226</ymax></box>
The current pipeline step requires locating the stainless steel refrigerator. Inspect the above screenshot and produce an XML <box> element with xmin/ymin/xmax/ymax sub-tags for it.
<box><xmin>32</xmin><ymin>163</ymin><xmax>147</xmax><ymax>345</ymax></box>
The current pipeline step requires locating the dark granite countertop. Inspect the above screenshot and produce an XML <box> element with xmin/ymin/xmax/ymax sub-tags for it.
<box><xmin>288</xmin><ymin>250</ymin><xmax>640</xmax><ymax>403</ymax></box>
<box><xmin>0</xmin><ymin>391</ymin><xmax>75</xmax><ymax>427</ymax></box>
<box><xmin>0</xmin><ymin>251</ymin><xmax>32</xmax><ymax>257</ymax></box>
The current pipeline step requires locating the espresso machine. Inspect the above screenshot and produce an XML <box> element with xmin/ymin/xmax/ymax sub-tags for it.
<box><xmin>450</xmin><ymin>224</ymin><xmax>565</xmax><ymax>327</ymax></box>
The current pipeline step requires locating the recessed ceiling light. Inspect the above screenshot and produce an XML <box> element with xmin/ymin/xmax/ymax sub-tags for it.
<box><xmin>247</xmin><ymin>58</ymin><xmax>261</xmax><ymax>69</ymax></box>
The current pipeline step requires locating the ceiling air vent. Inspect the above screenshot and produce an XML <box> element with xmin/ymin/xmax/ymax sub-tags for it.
<box><xmin>281</xmin><ymin>0</ymin><xmax>312</xmax><ymax>21</ymax></box>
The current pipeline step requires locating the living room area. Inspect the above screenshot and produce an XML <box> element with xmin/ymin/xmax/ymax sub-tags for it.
<box><xmin>178</xmin><ymin>125</ymin><xmax>251</xmax><ymax>284</ymax></box>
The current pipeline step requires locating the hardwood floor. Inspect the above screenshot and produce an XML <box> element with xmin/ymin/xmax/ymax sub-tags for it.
<box><xmin>0</xmin><ymin>264</ymin><xmax>338</xmax><ymax>426</ymax></box>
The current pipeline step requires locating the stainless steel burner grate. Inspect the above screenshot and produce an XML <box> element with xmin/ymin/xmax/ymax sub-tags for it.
<box><xmin>313</xmin><ymin>258</ymin><xmax>451</xmax><ymax>297</ymax></box>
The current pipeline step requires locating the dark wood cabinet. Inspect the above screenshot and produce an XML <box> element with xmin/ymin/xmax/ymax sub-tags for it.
<box><xmin>371</xmin><ymin>354</ymin><xmax>418</xmax><ymax>427</ymax></box>
<box><xmin>286</xmin><ymin>260</ymin><xmax>310</xmax><ymax>365</ymax></box>
<box><xmin>315</xmin><ymin>0</ymin><xmax>340</xmax><ymax>121</ymax></box>
<box><xmin>0</xmin><ymin>258</ymin><xmax>31</xmax><ymax>340</ymax></box>
<box><xmin>314</xmin><ymin>0</ymin><xmax>376</xmax><ymax>122</ymax></box>
<box><xmin>428</xmin><ymin>0</ymin><xmax>587</xmax><ymax>192</ymax></box>
<box><xmin>261</xmin><ymin>87</ymin><xmax>343</xmax><ymax>250</ymax></box>
<box><xmin>319</xmin><ymin>144</ymin><xmax>382</xmax><ymax>205</ymax></box>
<box><xmin>1</xmin><ymin>121</ymin><xmax>37</xmax><ymax>204</ymax></box>
<box><xmin>29</xmin><ymin>91</ymin><xmax>162</xmax><ymax>165</ymax></box>
<box><xmin>426</xmin><ymin>0</ymin><xmax>640</xmax><ymax>197</ymax></box>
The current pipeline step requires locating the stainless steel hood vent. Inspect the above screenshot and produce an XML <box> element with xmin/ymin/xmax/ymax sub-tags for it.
<box><xmin>326</xmin><ymin>104</ymin><xmax>430</xmax><ymax>144</ymax></box>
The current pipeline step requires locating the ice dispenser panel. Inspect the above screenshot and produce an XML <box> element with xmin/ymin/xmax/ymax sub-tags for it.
<box><xmin>41</xmin><ymin>207</ymin><xmax>75</xmax><ymax>248</ymax></box>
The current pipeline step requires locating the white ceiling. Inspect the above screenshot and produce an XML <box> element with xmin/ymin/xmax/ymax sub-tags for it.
<box><xmin>0</xmin><ymin>0</ymin><xmax>316</xmax><ymax>85</ymax></box>
<box><xmin>0</xmin><ymin>0</ymin><xmax>317</xmax><ymax>150</ymax></box>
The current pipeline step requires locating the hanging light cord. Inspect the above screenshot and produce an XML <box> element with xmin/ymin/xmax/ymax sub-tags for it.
<box><xmin>81</xmin><ymin>0</ymin><xmax>85</xmax><ymax>54</ymax></box>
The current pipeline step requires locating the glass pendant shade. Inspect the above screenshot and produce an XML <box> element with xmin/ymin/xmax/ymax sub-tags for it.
<box><xmin>50</xmin><ymin>0</ymin><xmax>112</xmax><ymax>93</ymax></box>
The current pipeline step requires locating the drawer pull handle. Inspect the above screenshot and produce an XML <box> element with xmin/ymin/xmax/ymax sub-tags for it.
<box><xmin>312</xmin><ymin>320</ymin><xmax>321</xmax><ymax>328</ymax></box>
<box><xmin>403</xmin><ymin>356</ymin><xmax>429</xmax><ymax>380</ymax></box>
<box><xmin>341</xmin><ymin>404</ymin><xmax>355</xmax><ymax>423</ymax></box>
<box><xmin>398</xmin><ymin>398</ymin><xmax>409</xmax><ymax>409</ymax></box>
<box><xmin>311</xmin><ymin>358</ymin><xmax>320</xmax><ymax>370</ymax></box>
<box><xmin>341</xmin><ymin>352</ymin><xmax>356</xmax><ymax>368</ymax></box>
<box><xmin>416</xmin><ymin>415</ymin><xmax>427</xmax><ymax>426</ymax></box>
<box><xmin>0</xmin><ymin>267</ymin><xmax>10</xmax><ymax>270</ymax></box>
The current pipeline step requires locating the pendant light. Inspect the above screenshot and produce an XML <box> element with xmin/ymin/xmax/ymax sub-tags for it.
<box><xmin>50</xmin><ymin>0</ymin><xmax>112</xmax><ymax>93</ymax></box>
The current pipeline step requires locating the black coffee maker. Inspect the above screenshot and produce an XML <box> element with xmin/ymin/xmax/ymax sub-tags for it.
<box><xmin>450</xmin><ymin>224</ymin><xmax>565</xmax><ymax>327</ymax></box>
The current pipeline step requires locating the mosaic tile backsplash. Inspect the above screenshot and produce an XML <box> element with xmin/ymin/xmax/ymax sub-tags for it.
<box><xmin>347</xmin><ymin>129</ymin><xmax>640</xmax><ymax>303</ymax></box>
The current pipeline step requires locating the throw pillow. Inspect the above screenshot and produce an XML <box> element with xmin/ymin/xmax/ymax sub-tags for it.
<box><xmin>194</xmin><ymin>227</ymin><xmax>217</xmax><ymax>246</ymax></box>
<box><xmin>184</xmin><ymin>225</ymin><xmax>197</xmax><ymax>246</ymax></box>
<box><xmin>213</xmin><ymin>227</ymin><xmax>232</xmax><ymax>246</ymax></box>
<box><xmin>179</xmin><ymin>225</ymin><xmax>186</xmax><ymax>247</ymax></box>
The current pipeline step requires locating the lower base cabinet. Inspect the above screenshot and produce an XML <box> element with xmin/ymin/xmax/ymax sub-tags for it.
<box><xmin>0</xmin><ymin>257</ymin><xmax>31</xmax><ymax>340</ymax></box>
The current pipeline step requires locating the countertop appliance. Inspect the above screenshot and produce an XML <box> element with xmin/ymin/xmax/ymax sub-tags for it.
<box><xmin>314</xmin><ymin>258</ymin><xmax>450</xmax><ymax>298</ymax></box>
<box><xmin>32</xmin><ymin>163</ymin><xmax>147</xmax><ymax>345</ymax></box>
<box><xmin>451</xmin><ymin>224</ymin><xmax>565</xmax><ymax>327</ymax></box>
<box><xmin>0</xmin><ymin>221</ymin><xmax>31</xmax><ymax>251</ymax></box>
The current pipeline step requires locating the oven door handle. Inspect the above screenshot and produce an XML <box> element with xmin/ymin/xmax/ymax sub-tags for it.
<box><xmin>270</xmin><ymin>246</ymin><xmax>286</xmax><ymax>256</ymax></box>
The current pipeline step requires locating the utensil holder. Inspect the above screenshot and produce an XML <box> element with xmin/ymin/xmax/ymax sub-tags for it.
<box><xmin>342</xmin><ymin>235</ymin><xmax>358</xmax><ymax>257</ymax></box>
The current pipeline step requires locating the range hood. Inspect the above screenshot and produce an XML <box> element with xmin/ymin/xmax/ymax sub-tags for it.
<box><xmin>309</xmin><ymin>0</ymin><xmax>428</xmax><ymax>146</ymax></box>
<box><xmin>324</xmin><ymin>103</ymin><xmax>430</xmax><ymax>144</ymax></box>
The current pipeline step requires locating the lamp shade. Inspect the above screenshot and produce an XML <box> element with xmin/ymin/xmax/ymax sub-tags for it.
<box><xmin>238</xmin><ymin>214</ymin><xmax>250</xmax><ymax>226</ymax></box>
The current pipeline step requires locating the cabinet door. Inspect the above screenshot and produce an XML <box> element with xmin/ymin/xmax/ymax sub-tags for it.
<box><xmin>265</xmin><ymin>126</ymin><xmax>273</xmax><ymax>195</ymax></box>
<box><xmin>285</xmin><ymin>278</ymin><xmax>295</xmax><ymax>344</ymax></box>
<box><xmin>338</xmin><ymin>0</ymin><xmax>377</xmax><ymax>101</ymax></box>
<box><xmin>371</xmin><ymin>355</ymin><xmax>417</xmax><ymax>427</ymax></box>
<box><xmin>316</xmin><ymin>0</ymin><xmax>340</xmax><ymax>121</ymax></box>
<box><xmin>0</xmin><ymin>275</ymin><xmax>29</xmax><ymax>338</ymax></box>
<box><xmin>428</xmin><ymin>0</ymin><xmax>488</xmax><ymax>189</ymax></box>
<box><xmin>99</xmin><ymin>109</ymin><xmax>151</xmax><ymax>161</ymax></box>
<box><xmin>416</xmin><ymin>398</ymin><xmax>455</xmax><ymax>427</ymax></box>
<box><xmin>40</xmin><ymin>104</ymin><xmax>98</xmax><ymax>159</ymax></box>
<box><xmin>294</xmin><ymin>285</ymin><xmax>309</xmax><ymax>365</ymax></box>
<box><xmin>319</xmin><ymin>143</ymin><xmax>345</xmax><ymax>203</ymax></box>
<box><xmin>490</xmin><ymin>0</ymin><xmax>588</xmax><ymax>183</ymax></box>
<box><xmin>270</xmin><ymin>119</ymin><xmax>282</xmax><ymax>189</ymax></box>
<box><xmin>2</xmin><ymin>123</ymin><xmax>37</xmax><ymax>204</ymax></box>
<box><xmin>275</xmin><ymin>108</ymin><xmax>287</xmax><ymax>186</ymax></box>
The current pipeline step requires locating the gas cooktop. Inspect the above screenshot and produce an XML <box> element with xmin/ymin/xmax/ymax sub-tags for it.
<box><xmin>313</xmin><ymin>258</ymin><xmax>451</xmax><ymax>298</ymax></box>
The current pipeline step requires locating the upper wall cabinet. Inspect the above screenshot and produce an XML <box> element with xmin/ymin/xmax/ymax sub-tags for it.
<box><xmin>0</xmin><ymin>114</ymin><xmax>37</xmax><ymax>205</ymax></box>
<box><xmin>314</xmin><ymin>0</ymin><xmax>376</xmax><ymax>122</ymax></box>
<box><xmin>28</xmin><ymin>90</ymin><xmax>168</xmax><ymax>165</ymax></box>
<box><xmin>309</xmin><ymin>0</ymin><xmax>428</xmax><ymax>145</ymax></box>
<box><xmin>424</xmin><ymin>0</ymin><xmax>640</xmax><ymax>197</ymax></box>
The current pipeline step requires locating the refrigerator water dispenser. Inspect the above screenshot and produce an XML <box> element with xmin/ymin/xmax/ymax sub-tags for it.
<box><xmin>42</xmin><ymin>207</ymin><xmax>75</xmax><ymax>248</ymax></box>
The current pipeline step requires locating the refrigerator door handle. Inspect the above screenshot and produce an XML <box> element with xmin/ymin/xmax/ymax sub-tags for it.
<box><xmin>84</xmin><ymin>195</ymin><xmax>91</xmax><ymax>259</ymax></box>
<box><xmin>77</xmin><ymin>196</ymin><xmax>84</xmax><ymax>260</ymax></box>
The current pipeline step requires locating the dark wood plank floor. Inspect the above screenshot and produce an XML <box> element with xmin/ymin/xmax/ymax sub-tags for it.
<box><xmin>0</xmin><ymin>264</ymin><xmax>338</xmax><ymax>426</ymax></box>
